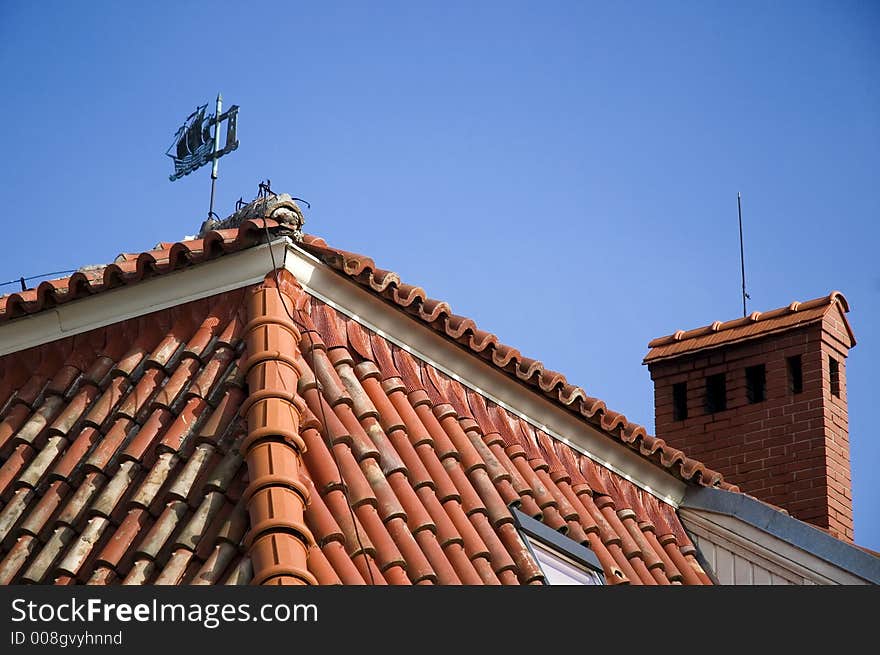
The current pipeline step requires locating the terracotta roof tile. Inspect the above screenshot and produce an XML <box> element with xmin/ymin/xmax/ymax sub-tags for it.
<box><xmin>0</xmin><ymin>225</ymin><xmax>734</xmax><ymax>586</ymax></box>
<box><xmin>644</xmin><ymin>291</ymin><xmax>855</xmax><ymax>363</ymax></box>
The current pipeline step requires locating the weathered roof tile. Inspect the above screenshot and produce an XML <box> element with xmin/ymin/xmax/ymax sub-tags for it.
<box><xmin>0</xmin><ymin>226</ymin><xmax>732</xmax><ymax>586</ymax></box>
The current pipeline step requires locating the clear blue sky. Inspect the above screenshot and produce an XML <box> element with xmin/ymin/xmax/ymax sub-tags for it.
<box><xmin>1</xmin><ymin>1</ymin><xmax>878</xmax><ymax>549</ymax></box>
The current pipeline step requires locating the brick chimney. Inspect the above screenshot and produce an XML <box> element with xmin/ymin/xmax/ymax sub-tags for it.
<box><xmin>644</xmin><ymin>292</ymin><xmax>856</xmax><ymax>541</ymax></box>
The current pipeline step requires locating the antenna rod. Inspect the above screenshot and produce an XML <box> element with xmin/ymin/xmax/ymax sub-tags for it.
<box><xmin>208</xmin><ymin>92</ymin><xmax>223</xmax><ymax>219</ymax></box>
<box><xmin>738</xmin><ymin>191</ymin><xmax>747</xmax><ymax>317</ymax></box>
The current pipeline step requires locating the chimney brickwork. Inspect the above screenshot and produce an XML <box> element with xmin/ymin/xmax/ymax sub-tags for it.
<box><xmin>645</xmin><ymin>294</ymin><xmax>855</xmax><ymax>541</ymax></box>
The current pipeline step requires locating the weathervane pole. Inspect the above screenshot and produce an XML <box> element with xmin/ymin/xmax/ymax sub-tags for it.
<box><xmin>208</xmin><ymin>92</ymin><xmax>223</xmax><ymax>219</ymax></box>
<box><xmin>738</xmin><ymin>191</ymin><xmax>748</xmax><ymax>318</ymax></box>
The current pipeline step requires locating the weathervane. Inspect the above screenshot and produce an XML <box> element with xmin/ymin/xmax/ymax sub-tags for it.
<box><xmin>166</xmin><ymin>93</ymin><xmax>239</xmax><ymax>219</ymax></box>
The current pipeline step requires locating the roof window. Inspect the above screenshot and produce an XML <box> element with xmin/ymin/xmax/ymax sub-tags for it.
<box><xmin>513</xmin><ymin>509</ymin><xmax>605</xmax><ymax>585</ymax></box>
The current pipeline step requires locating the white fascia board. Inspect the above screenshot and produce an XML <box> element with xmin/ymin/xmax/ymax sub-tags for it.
<box><xmin>0</xmin><ymin>237</ymin><xmax>686</xmax><ymax>505</ymax></box>
<box><xmin>0</xmin><ymin>239</ymin><xmax>292</xmax><ymax>357</ymax></box>
<box><xmin>284</xmin><ymin>243</ymin><xmax>687</xmax><ymax>506</ymax></box>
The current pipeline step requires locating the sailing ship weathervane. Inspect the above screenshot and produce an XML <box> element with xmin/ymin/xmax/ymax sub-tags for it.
<box><xmin>166</xmin><ymin>93</ymin><xmax>239</xmax><ymax>219</ymax></box>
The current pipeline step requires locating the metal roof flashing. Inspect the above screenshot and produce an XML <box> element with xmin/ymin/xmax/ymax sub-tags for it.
<box><xmin>680</xmin><ymin>487</ymin><xmax>880</xmax><ymax>584</ymax></box>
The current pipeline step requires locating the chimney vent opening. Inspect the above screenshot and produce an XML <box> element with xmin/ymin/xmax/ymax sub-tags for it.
<box><xmin>745</xmin><ymin>364</ymin><xmax>766</xmax><ymax>404</ymax></box>
<box><xmin>672</xmin><ymin>382</ymin><xmax>688</xmax><ymax>421</ymax></box>
<box><xmin>704</xmin><ymin>373</ymin><xmax>727</xmax><ymax>414</ymax></box>
<box><xmin>829</xmin><ymin>356</ymin><xmax>841</xmax><ymax>398</ymax></box>
<box><xmin>787</xmin><ymin>355</ymin><xmax>803</xmax><ymax>394</ymax></box>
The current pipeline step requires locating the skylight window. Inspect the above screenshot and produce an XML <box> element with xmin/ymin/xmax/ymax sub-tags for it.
<box><xmin>513</xmin><ymin>508</ymin><xmax>605</xmax><ymax>585</ymax></box>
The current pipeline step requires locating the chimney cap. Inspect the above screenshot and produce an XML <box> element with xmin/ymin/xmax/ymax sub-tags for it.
<box><xmin>644</xmin><ymin>291</ymin><xmax>855</xmax><ymax>364</ymax></box>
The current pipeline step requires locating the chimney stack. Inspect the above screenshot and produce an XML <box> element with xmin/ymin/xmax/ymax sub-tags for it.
<box><xmin>644</xmin><ymin>292</ymin><xmax>856</xmax><ymax>541</ymax></box>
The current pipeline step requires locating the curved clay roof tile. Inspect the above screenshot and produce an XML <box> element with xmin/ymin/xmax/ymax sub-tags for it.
<box><xmin>0</xmin><ymin>224</ymin><xmax>737</xmax><ymax>493</ymax></box>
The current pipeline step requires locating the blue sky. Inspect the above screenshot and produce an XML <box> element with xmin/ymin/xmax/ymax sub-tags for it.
<box><xmin>1</xmin><ymin>1</ymin><xmax>878</xmax><ymax>550</ymax></box>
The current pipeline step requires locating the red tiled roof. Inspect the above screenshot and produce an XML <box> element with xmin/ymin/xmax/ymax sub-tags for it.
<box><xmin>0</xmin><ymin>215</ymin><xmax>766</xmax><ymax>586</ymax></box>
<box><xmin>643</xmin><ymin>291</ymin><xmax>855</xmax><ymax>364</ymax></box>
<box><xmin>0</xmin><ymin>227</ymin><xmax>735</xmax><ymax>492</ymax></box>
<box><xmin>0</xmin><ymin>270</ymin><xmax>713</xmax><ymax>585</ymax></box>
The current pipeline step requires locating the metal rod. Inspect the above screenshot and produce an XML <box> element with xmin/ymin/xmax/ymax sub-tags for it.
<box><xmin>738</xmin><ymin>191</ymin><xmax>747</xmax><ymax>317</ymax></box>
<box><xmin>208</xmin><ymin>178</ymin><xmax>217</xmax><ymax>219</ymax></box>
<box><xmin>208</xmin><ymin>92</ymin><xmax>223</xmax><ymax>219</ymax></box>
